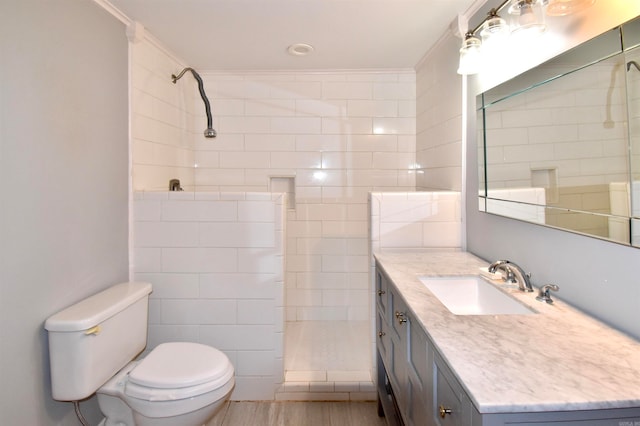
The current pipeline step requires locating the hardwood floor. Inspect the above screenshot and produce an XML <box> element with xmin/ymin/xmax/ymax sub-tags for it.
<box><xmin>207</xmin><ymin>401</ymin><xmax>388</xmax><ymax>426</ymax></box>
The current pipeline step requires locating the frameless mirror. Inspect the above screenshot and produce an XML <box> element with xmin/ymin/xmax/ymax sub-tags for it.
<box><xmin>478</xmin><ymin>15</ymin><xmax>640</xmax><ymax>247</ymax></box>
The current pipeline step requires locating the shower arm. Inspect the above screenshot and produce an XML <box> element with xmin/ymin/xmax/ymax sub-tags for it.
<box><xmin>171</xmin><ymin>67</ymin><xmax>217</xmax><ymax>138</ymax></box>
<box><xmin>628</xmin><ymin>61</ymin><xmax>640</xmax><ymax>72</ymax></box>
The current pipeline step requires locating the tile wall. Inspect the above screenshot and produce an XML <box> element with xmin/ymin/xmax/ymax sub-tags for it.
<box><xmin>195</xmin><ymin>71</ymin><xmax>417</xmax><ymax>323</ymax></box>
<box><xmin>132</xmin><ymin>191</ymin><xmax>285</xmax><ymax>400</ymax></box>
<box><xmin>131</xmin><ymin>39</ymin><xmax>197</xmax><ymax>191</ymax></box>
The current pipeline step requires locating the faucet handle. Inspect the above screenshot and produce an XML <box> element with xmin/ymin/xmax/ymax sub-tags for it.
<box><xmin>488</xmin><ymin>259</ymin><xmax>509</xmax><ymax>273</ymax></box>
<box><xmin>536</xmin><ymin>284</ymin><xmax>559</xmax><ymax>304</ymax></box>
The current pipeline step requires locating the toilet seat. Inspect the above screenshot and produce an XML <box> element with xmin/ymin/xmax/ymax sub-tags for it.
<box><xmin>125</xmin><ymin>342</ymin><xmax>234</xmax><ymax>402</ymax></box>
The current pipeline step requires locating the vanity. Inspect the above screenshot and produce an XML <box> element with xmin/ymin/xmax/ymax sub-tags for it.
<box><xmin>375</xmin><ymin>250</ymin><xmax>640</xmax><ymax>426</ymax></box>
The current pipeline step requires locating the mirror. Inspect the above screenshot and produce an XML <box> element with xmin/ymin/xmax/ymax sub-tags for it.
<box><xmin>478</xmin><ymin>16</ymin><xmax>640</xmax><ymax>247</ymax></box>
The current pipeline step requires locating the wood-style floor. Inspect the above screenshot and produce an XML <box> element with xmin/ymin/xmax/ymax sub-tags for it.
<box><xmin>207</xmin><ymin>401</ymin><xmax>388</xmax><ymax>426</ymax></box>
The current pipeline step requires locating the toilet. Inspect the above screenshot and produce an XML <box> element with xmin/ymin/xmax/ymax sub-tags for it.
<box><xmin>44</xmin><ymin>282</ymin><xmax>234</xmax><ymax>426</ymax></box>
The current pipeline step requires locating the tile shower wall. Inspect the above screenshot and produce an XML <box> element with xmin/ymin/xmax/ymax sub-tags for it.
<box><xmin>195</xmin><ymin>71</ymin><xmax>417</xmax><ymax>322</ymax></box>
<box><xmin>132</xmin><ymin>191</ymin><xmax>285</xmax><ymax>400</ymax></box>
<box><xmin>131</xmin><ymin>38</ymin><xmax>197</xmax><ymax>191</ymax></box>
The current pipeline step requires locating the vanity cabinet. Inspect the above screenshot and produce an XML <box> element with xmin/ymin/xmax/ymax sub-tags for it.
<box><xmin>375</xmin><ymin>261</ymin><xmax>640</xmax><ymax>426</ymax></box>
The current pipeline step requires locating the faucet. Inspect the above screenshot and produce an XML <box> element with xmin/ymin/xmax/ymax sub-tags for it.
<box><xmin>536</xmin><ymin>284</ymin><xmax>560</xmax><ymax>304</ymax></box>
<box><xmin>169</xmin><ymin>178</ymin><xmax>183</xmax><ymax>191</ymax></box>
<box><xmin>488</xmin><ymin>260</ymin><xmax>534</xmax><ymax>292</ymax></box>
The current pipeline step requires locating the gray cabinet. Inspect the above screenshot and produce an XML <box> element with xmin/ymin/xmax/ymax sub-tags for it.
<box><xmin>375</xmin><ymin>262</ymin><xmax>640</xmax><ymax>426</ymax></box>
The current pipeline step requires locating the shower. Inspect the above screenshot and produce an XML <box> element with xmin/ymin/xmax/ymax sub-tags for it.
<box><xmin>628</xmin><ymin>60</ymin><xmax>640</xmax><ymax>72</ymax></box>
<box><xmin>171</xmin><ymin>67</ymin><xmax>217</xmax><ymax>138</ymax></box>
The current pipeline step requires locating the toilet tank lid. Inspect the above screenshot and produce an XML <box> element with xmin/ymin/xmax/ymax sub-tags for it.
<box><xmin>45</xmin><ymin>282</ymin><xmax>152</xmax><ymax>332</ymax></box>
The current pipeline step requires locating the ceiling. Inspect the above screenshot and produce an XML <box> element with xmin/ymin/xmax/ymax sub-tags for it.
<box><xmin>108</xmin><ymin>0</ymin><xmax>479</xmax><ymax>71</ymax></box>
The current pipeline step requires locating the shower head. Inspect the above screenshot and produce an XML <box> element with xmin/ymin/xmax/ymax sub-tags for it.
<box><xmin>171</xmin><ymin>67</ymin><xmax>217</xmax><ymax>138</ymax></box>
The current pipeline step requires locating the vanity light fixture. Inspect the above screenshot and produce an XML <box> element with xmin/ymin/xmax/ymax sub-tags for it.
<box><xmin>508</xmin><ymin>0</ymin><xmax>546</xmax><ymax>34</ymax></box>
<box><xmin>480</xmin><ymin>8</ymin><xmax>509</xmax><ymax>43</ymax></box>
<box><xmin>457</xmin><ymin>32</ymin><xmax>483</xmax><ymax>75</ymax></box>
<box><xmin>457</xmin><ymin>0</ymin><xmax>596</xmax><ymax>75</ymax></box>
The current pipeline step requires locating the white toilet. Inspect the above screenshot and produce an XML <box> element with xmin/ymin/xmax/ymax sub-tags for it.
<box><xmin>44</xmin><ymin>282</ymin><xmax>235</xmax><ymax>426</ymax></box>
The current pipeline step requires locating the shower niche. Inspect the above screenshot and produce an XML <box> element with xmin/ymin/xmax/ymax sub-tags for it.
<box><xmin>478</xmin><ymin>15</ymin><xmax>640</xmax><ymax>247</ymax></box>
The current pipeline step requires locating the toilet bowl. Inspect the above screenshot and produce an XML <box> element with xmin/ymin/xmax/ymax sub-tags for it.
<box><xmin>97</xmin><ymin>342</ymin><xmax>234</xmax><ymax>426</ymax></box>
<box><xmin>44</xmin><ymin>282</ymin><xmax>235</xmax><ymax>426</ymax></box>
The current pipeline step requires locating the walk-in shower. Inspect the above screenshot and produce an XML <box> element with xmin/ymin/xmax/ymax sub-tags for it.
<box><xmin>171</xmin><ymin>67</ymin><xmax>216</xmax><ymax>138</ymax></box>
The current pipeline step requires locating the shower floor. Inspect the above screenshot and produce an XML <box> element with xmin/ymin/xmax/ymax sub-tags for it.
<box><xmin>280</xmin><ymin>321</ymin><xmax>374</xmax><ymax>400</ymax></box>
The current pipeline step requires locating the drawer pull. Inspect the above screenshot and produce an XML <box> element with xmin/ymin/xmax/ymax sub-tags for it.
<box><xmin>395</xmin><ymin>311</ymin><xmax>407</xmax><ymax>324</ymax></box>
<box><xmin>377</xmin><ymin>290</ymin><xmax>386</xmax><ymax>296</ymax></box>
<box><xmin>439</xmin><ymin>405</ymin><xmax>452</xmax><ymax>418</ymax></box>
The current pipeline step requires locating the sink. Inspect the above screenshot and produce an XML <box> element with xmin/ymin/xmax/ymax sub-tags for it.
<box><xmin>418</xmin><ymin>276</ymin><xmax>535</xmax><ymax>316</ymax></box>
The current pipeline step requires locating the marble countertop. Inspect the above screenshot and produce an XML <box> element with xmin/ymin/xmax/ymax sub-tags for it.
<box><xmin>374</xmin><ymin>250</ymin><xmax>640</xmax><ymax>414</ymax></box>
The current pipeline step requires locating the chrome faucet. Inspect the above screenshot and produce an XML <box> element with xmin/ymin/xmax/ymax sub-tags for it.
<box><xmin>488</xmin><ymin>260</ymin><xmax>534</xmax><ymax>292</ymax></box>
<box><xmin>536</xmin><ymin>284</ymin><xmax>560</xmax><ymax>304</ymax></box>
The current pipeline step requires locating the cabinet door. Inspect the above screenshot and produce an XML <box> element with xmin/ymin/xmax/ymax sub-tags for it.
<box><xmin>376</xmin><ymin>310</ymin><xmax>391</xmax><ymax>369</ymax></box>
<box><xmin>407</xmin><ymin>321</ymin><xmax>433</xmax><ymax>425</ymax></box>
<box><xmin>389</xmin><ymin>285</ymin><xmax>410</xmax><ymax>419</ymax></box>
<box><xmin>433</xmin><ymin>353</ymin><xmax>471</xmax><ymax>426</ymax></box>
<box><xmin>375</xmin><ymin>267</ymin><xmax>389</xmax><ymax>317</ymax></box>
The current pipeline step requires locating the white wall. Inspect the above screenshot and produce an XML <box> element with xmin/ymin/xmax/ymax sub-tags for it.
<box><xmin>0</xmin><ymin>1</ymin><xmax>129</xmax><ymax>424</ymax></box>
<box><xmin>465</xmin><ymin>2</ymin><xmax>640</xmax><ymax>340</ymax></box>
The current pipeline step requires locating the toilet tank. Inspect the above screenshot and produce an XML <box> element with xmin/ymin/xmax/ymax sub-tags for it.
<box><xmin>44</xmin><ymin>282</ymin><xmax>152</xmax><ymax>401</ymax></box>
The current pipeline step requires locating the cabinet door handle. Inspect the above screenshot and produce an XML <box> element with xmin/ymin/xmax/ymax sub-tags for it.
<box><xmin>439</xmin><ymin>405</ymin><xmax>452</xmax><ymax>418</ymax></box>
<box><xmin>395</xmin><ymin>311</ymin><xmax>407</xmax><ymax>324</ymax></box>
<box><xmin>378</xmin><ymin>331</ymin><xmax>385</xmax><ymax>338</ymax></box>
<box><xmin>377</xmin><ymin>289</ymin><xmax>386</xmax><ymax>296</ymax></box>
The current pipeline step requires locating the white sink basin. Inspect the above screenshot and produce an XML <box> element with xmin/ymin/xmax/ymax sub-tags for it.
<box><xmin>418</xmin><ymin>276</ymin><xmax>535</xmax><ymax>316</ymax></box>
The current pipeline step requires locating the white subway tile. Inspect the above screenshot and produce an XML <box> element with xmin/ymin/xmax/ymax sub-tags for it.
<box><xmin>236</xmin><ymin>351</ymin><xmax>276</xmax><ymax>376</ymax></box>
<box><xmin>238</xmin><ymin>201</ymin><xmax>275</xmax><ymax>222</ymax></box>
<box><xmin>322</xmin><ymin>117</ymin><xmax>372</xmax><ymax>135</ymax></box>
<box><xmin>199</xmin><ymin>273</ymin><xmax>276</xmax><ymax>299</ymax></box>
<box><xmin>323</xmin><ymin>82</ymin><xmax>372</xmax><ymax>100</ymax></box>
<box><xmin>161</xmin><ymin>299</ymin><xmax>237</xmax><ymax>325</ymax></box>
<box><xmin>133</xmin><ymin>248</ymin><xmax>162</xmax><ymax>273</ymax></box>
<box><xmin>238</xmin><ymin>300</ymin><xmax>275</xmax><ymax>324</ymax></box>
<box><xmin>245</xmin><ymin>99</ymin><xmax>295</xmax><ymax>116</ymax></box>
<box><xmin>199</xmin><ymin>223</ymin><xmax>275</xmax><ymax>248</ymax></box>
<box><xmin>239</xmin><ymin>248</ymin><xmax>281</xmax><ymax>273</ymax></box>
<box><xmin>271</xmin><ymin>152</ymin><xmax>321</xmax><ymax>169</ymax></box>
<box><xmin>161</xmin><ymin>247</ymin><xmax>238</xmax><ymax>273</ymax></box>
<box><xmin>245</xmin><ymin>134</ymin><xmax>296</xmax><ymax>152</ymax></box>
<box><xmin>422</xmin><ymin>221</ymin><xmax>461</xmax><ymax>248</ymax></box>
<box><xmin>134</xmin><ymin>273</ymin><xmax>199</xmax><ymax>299</ymax></box>
<box><xmin>161</xmin><ymin>200</ymin><xmax>238</xmax><ymax>221</ymax></box>
<box><xmin>271</xmin><ymin>117</ymin><xmax>321</xmax><ymax>134</ymax></box>
<box><xmin>219</xmin><ymin>151</ymin><xmax>271</xmax><ymax>169</ymax></box>
<box><xmin>380</xmin><ymin>222</ymin><xmax>423</xmax><ymax>248</ymax></box>
<box><xmin>134</xmin><ymin>222</ymin><xmax>199</xmax><ymax>247</ymax></box>
<box><xmin>296</xmin><ymin>99</ymin><xmax>347</xmax><ymax>117</ymax></box>
<box><xmin>347</xmin><ymin>100</ymin><xmax>398</xmax><ymax>117</ymax></box>
<box><xmin>134</xmin><ymin>199</ymin><xmax>162</xmax><ymax>221</ymax></box>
